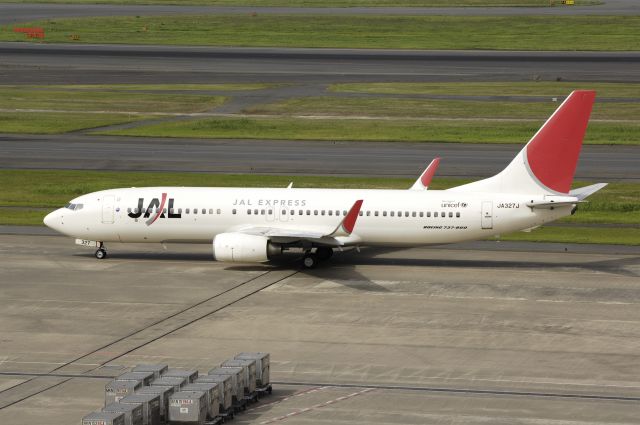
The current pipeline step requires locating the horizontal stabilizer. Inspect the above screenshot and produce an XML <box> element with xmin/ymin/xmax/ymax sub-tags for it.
<box><xmin>570</xmin><ymin>183</ymin><xmax>607</xmax><ymax>200</ymax></box>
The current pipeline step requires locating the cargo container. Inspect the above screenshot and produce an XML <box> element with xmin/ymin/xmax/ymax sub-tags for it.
<box><xmin>132</xmin><ymin>364</ymin><xmax>168</xmax><ymax>380</ymax></box>
<box><xmin>103</xmin><ymin>402</ymin><xmax>144</xmax><ymax>425</ymax></box>
<box><xmin>163</xmin><ymin>368</ymin><xmax>198</xmax><ymax>384</ymax></box>
<box><xmin>105</xmin><ymin>380</ymin><xmax>141</xmax><ymax>405</ymax></box>
<box><xmin>136</xmin><ymin>385</ymin><xmax>174</xmax><ymax>422</ymax></box>
<box><xmin>208</xmin><ymin>367</ymin><xmax>245</xmax><ymax>412</ymax></box>
<box><xmin>82</xmin><ymin>411</ymin><xmax>125</xmax><ymax>425</ymax></box>
<box><xmin>183</xmin><ymin>382</ymin><xmax>220</xmax><ymax>420</ymax></box>
<box><xmin>221</xmin><ymin>359</ymin><xmax>257</xmax><ymax>396</ymax></box>
<box><xmin>116</xmin><ymin>371</ymin><xmax>155</xmax><ymax>387</ymax></box>
<box><xmin>151</xmin><ymin>376</ymin><xmax>187</xmax><ymax>393</ymax></box>
<box><xmin>120</xmin><ymin>393</ymin><xmax>161</xmax><ymax>425</ymax></box>
<box><xmin>235</xmin><ymin>352</ymin><xmax>271</xmax><ymax>389</ymax></box>
<box><xmin>196</xmin><ymin>375</ymin><xmax>233</xmax><ymax>414</ymax></box>
<box><xmin>169</xmin><ymin>391</ymin><xmax>207</xmax><ymax>425</ymax></box>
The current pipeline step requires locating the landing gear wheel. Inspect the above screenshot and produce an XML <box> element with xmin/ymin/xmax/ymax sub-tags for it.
<box><xmin>316</xmin><ymin>247</ymin><xmax>333</xmax><ymax>261</ymax></box>
<box><xmin>302</xmin><ymin>254</ymin><xmax>317</xmax><ymax>269</ymax></box>
<box><xmin>95</xmin><ymin>249</ymin><xmax>107</xmax><ymax>259</ymax></box>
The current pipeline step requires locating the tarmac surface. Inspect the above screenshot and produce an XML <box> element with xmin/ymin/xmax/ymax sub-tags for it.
<box><xmin>2</xmin><ymin>133</ymin><xmax>638</xmax><ymax>181</ymax></box>
<box><xmin>3</xmin><ymin>44</ymin><xmax>640</xmax><ymax>84</ymax></box>
<box><xmin>1</xmin><ymin>0</ymin><xmax>639</xmax><ymax>25</ymax></box>
<box><xmin>0</xmin><ymin>234</ymin><xmax>639</xmax><ymax>424</ymax></box>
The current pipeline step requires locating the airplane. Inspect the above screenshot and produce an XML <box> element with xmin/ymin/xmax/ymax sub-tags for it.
<box><xmin>44</xmin><ymin>90</ymin><xmax>606</xmax><ymax>268</ymax></box>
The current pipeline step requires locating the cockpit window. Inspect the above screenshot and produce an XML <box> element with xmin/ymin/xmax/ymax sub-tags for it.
<box><xmin>65</xmin><ymin>203</ymin><xmax>84</xmax><ymax>211</ymax></box>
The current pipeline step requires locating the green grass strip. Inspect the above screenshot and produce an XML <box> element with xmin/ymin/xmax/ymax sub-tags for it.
<box><xmin>1</xmin><ymin>15</ymin><xmax>636</xmax><ymax>50</ymax></box>
<box><xmin>500</xmin><ymin>226</ymin><xmax>640</xmax><ymax>245</ymax></box>
<box><xmin>245</xmin><ymin>97</ymin><xmax>640</xmax><ymax>120</ymax></box>
<box><xmin>330</xmin><ymin>82</ymin><xmax>640</xmax><ymax>97</ymax></box>
<box><xmin>0</xmin><ymin>87</ymin><xmax>226</xmax><ymax>113</ymax></box>
<box><xmin>0</xmin><ymin>112</ymin><xmax>153</xmax><ymax>134</ymax></box>
<box><xmin>0</xmin><ymin>1</ymin><xmax>602</xmax><ymax>7</ymax></box>
<box><xmin>99</xmin><ymin>116</ymin><xmax>640</xmax><ymax>145</ymax></box>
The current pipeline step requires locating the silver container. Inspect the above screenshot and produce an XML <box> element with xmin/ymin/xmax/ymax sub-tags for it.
<box><xmin>135</xmin><ymin>384</ymin><xmax>174</xmax><ymax>422</ymax></box>
<box><xmin>196</xmin><ymin>375</ymin><xmax>232</xmax><ymax>412</ymax></box>
<box><xmin>168</xmin><ymin>390</ymin><xmax>207</xmax><ymax>424</ymax></box>
<box><xmin>163</xmin><ymin>368</ymin><xmax>198</xmax><ymax>384</ymax></box>
<box><xmin>208</xmin><ymin>367</ymin><xmax>244</xmax><ymax>406</ymax></box>
<box><xmin>150</xmin><ymin>376</ymin><xmax>186</xmax><ymax>393</ymax></box>
<box><xmin>82</xmin><ymin>411</ymin><xmax>125</xmax><ymax>425</ymax></box>
<box><xmin>105</xmin><ymin>380</ymin><xmax>141</xmax><ymax>406</ymax></box>
<box><xmin>116</xmin><ymin>371</ymin><xmax>155</xmax><ymax>387</ymax></box>
<box><xmin>120</xmin><ymin>393</ymin><xmax>161</xmax><ymax>425</ymax></box>
<box><xmin>235</xmin><ymin>352</ymin><xmax>270</xmax><ymax>387</ymax></box>
<box><xmin>103</xmin><ymin>402</ymin><xmax>143</xmax><ymax>425</ymax></box>
<box><xmin>183</xmin><ymin>382</ymin><xmax>220</xmax><ymax>419</ymax></box>
<box><xmin>222</xmin><ymin>359</ymin><xmax>256</xmax><ymax>394</ymax></box>
<box><xmin>131</xmin><ymin>364</ymin><xmax>168</xmax><ymax>380</ymax></box>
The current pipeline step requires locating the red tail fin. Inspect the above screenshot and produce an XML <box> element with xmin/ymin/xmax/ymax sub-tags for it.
<box><xmin>526</xmin><ymin>90</ymin><xmax>595</xmax><ymax>193</ymax></box>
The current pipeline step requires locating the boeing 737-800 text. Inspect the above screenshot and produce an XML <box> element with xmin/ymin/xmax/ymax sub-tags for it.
<box><xmin>44</xmin><ymin>91</ymin><xmax>605</xmax><ymax>268</ymax></box>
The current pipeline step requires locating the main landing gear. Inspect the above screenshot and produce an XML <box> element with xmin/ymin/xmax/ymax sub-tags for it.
<box><xmin>302</xmin><ymin>247</ymin><xmax>334</xmax><ymax>269</ymax></box>
<box><xmin>95</xmin><ymin>242</ymin><xmax>107</xmax><ymax>259</ymax></box>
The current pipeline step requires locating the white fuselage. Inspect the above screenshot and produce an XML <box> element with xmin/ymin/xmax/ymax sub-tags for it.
<box><xmin>44</xmin><ymin>186</ymin><xmax>571</xmax><ymax>246</ymax></box>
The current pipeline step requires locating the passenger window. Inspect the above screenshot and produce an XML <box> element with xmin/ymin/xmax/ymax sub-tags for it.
<box><xmin>306</xmin><ymin>210</ymin><xmax>311</xmax><ymax>215</ymax></box>
<box><xmin>314</xmin><ymin>210</ymin><xmax>318</xmax><ymax>215</ymax></box>
<box><xmin>186</xmin><ymin>208</ymin><xmax>190</xmax><ymax>214</ymax></box>
<box><xmin>209</xmin><ymin>209</ymin><xmax>213</xmax><ymax>214</ymax></box>
<box><xmin>217</xmin><ymin>209</ymin><xmax>221</xmax><ymax>214</ymax></box>
<box><xmin>261</xmin><ymin>209</ymin><xmax>265</xmax><ymax>215</ymax></box>
<box><xmin>427</xmin><ymin>212</ymin><xmax>431</xmax><ymax>217</ymax></box>
<box><xmin>202</xmin><ymin>209</ymin><xmax>206</xmax><ymax>214</ymax></box>
<box><xmin>366</xmin><ymin>211</ymin><xmax>370</xmax><ymax>216</ymax></box>
<box><xmin>343</xmin><ymin>210</ymin><xmax>347</xmax><ymax>216</ymax></box>
<box><xmin>397</xmin><ymin>211</ymin><xmax>401</xmax><ymax>217</ymax></box>
<box><xmin>232</xmin><ymin>209</ymin><xmax>237</xmax><ymax>214</ymax></box>
<box><xmin>456</xmin><ymin>212</ymin><xmax>461</xmax><ymax>218</ymax></box>
<box><xmin>390</xmin><ymin>211</ymin><xmax>394</xmax><ymax>217</ymax></box>
<box><xmin>419</xmin><ymin>212</ymin><xmax>423</xmax><ymax>217</ymax></box>
<box><xmin>194</xmin><ymin>209</ymin><xmax>198</xmax><ymax>215</ymax></box>
<box><xmin>254</xmin><ymin>209</ymin><xmax>259</xmax><ymax>215</ymax></box>
<box><xmin>383</xmin><ymin>211</ymin><xmax>387</xmax><ymax>217</ymax></box>
<box><xmin>299</xmin><ymin>209</ymin><xmax>303</xmax><ymax>215</ymax></box>
<box><xmin>358</xmin><ymin>211</ymin><xmax>363</xmax><ymax>216</ymax></box>
<box><xmin>434</xmin><ymin>212</ymin><xmax>438</xmax><ymax>217</ymax></box>
<box><xmin>178</xmin><ymin>208</ymin><xmax>182</xmax><ymax>214</ymax></box>
<box><xmin>321</xmin><ymin>210</ymin><xmax>325</xmax><ymax>216</ymax></box>
<box><xmin>441</xmin><ymin>211</ymin><xmax>445</xmax><ymax>217</ymax></box>
<box><xmin>449</xmin><ymin>212</ymin><xmax>453</xmax><ymax>218</ymax></box>
<box><xmin>247</xmin><ymin>209</ymin><xmax>252</xmax><ymax>215</ymax></box>
<box><xmin>405</xmin><ymin>212</ymin><xmax>409</xmax><ymax>217</ymax></box>
<box><xmin>335</xmin><ymin>210</ymin><xmax>340</xmax><ymax>216</ymax></box>
<box><xmin>374</xmin><ymin>211</ymin><xmax>379</xmax><ymax>217</ymax></box>
<box><xmin>282</xmin><ymin>209</ymin><xmax>286</xmax><ymax>215</ymax></box>
<box><xmin>328</xmin><ymin>210</ymin><xmax>333</xmax><ymax>216</ymax></box>
<box><xmin>127</xmin><ymin>208</ymin><xmax>131</xmax><ymax>213</ymax></box>
<box><xmin>268</xmin><ymin>209</ymin><xmax>272</xmax><ymax>215</ymax></box>
<box><xmin>412</xmin><ymin>212</ymin><xmax>416</xmax><ymax>217</ymax></box>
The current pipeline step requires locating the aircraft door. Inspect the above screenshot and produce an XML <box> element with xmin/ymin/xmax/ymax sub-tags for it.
<box><xmin>102</xmin><ymin>195</ymin><xmax>115</xmax><ymax>224</ymax></box>
<box><xmin>481</xmin><ymin>201</ymin><xmax>493</xmax><ymax>229</ymax></box>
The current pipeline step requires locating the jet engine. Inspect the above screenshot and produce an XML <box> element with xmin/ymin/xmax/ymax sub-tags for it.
<box><xmin>212</xmin><ymin>232</ymin><xmax>282</xmax><ymax>262</ymax></box>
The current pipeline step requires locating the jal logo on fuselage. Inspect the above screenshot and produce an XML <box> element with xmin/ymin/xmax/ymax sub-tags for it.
<box><xmin>128</xmin><ymin>193</ymin><xmax>181</xmax><ymax>225</ymax></box>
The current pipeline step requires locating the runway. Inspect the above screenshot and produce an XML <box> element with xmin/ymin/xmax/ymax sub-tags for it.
<box><xmin>2</xmin><ymin>134</ymin><xmax>638</xmax><ymax>181</ymax></box>
<box><xmin>0</xmin><ymin>234</ymin><xmax>638</xmax><ymax>424</ymax></box>
<box><xmin>1</xmin><ymin>0</ymin><xmax>639</xmax><ymax>25</ymax></box>
<box><xmin>3</xmin><ymin>43</ymin><xmax>640</xmax><ymax>84</ymax></box>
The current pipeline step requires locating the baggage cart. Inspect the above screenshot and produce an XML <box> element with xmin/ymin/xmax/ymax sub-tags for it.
<box><xmin>132</xmin><ymin>364</ymin><xmax>168</xmax><ymax>380</ymax></box>
<box><xmin>82</xmin><ymin>411</ymin><xmax>125</xmax><ymax>425</ymax></box>
<box><xmin>103</xmin><ymin>401</ymin><xmax>144</xmax><ymax>425</ymax></box>
<box><xmin>169</xmin><ymin>390</ymin><xmax>207</xmax><ymax>425</ymax></box>
<box><xmin>136</xmin><ymin>385</ymin><xmax>174</xmax><ymax>423</ymax></box>
<box><xmin>120</xmin><ymin>393</ymin><xmax>161</xmax><ymax>425</ymax></box>
<box><xmin>106</xmin><ymin>380</ymin><xmax>141</xmax><ymax>405</ymax></box>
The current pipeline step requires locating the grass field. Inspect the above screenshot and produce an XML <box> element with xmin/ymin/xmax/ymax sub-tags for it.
<box><xmin>0</xmin><ymin>87</ymin><xmax>226</xmax><ymax>113</ymax></box>
<box><xmin>0</xmin><ymin>1</ymin><xmax>601</xmax><ymax>7</ymax></box>
<box><xmin>2</xmin><ymin>15</ymin><xmax>636</xmax><ymax>50</ymax></box>
<box><xmin>1</xmin><ymin>170</ymin><xmax>637</xmax><ymax>245</ymax></box>
<box><xmin>245</xmin><ymin>97</ymin><xmax>640</xmax><ymax>120</ymax></box>
<box><xmin>30</xmin><ymin>83</ymin><xmax>277</xmax><ymax>91</ymax></box>
<box><xmin>330</xmin><ymin>82</ymin><xmax>640</xmax><ymax>98</ymax></box>
<box><xmin>100</xmin><ymin>116</ymin><xmax>640</xmax><ymax>145</ymax></box>
<box><xmin>0</xmin><ymin>112</ymin><xmax>153</xmax><ymax>133</ymax></box>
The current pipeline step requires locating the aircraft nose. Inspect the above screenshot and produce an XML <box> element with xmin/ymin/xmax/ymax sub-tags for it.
<box><xmin>43</xmin><ymin>209</ymin><xmax>63</xmax><ymax>231</ymax></box>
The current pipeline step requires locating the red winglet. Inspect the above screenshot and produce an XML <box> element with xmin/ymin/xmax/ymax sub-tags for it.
<box><xmin>526</xmin><ymin>90</ymin><xmax>595</xmax><ymax>193</ymax></box>
<box><xmin>341</xmin><ymin>200</ymin><xmax>364</xmax><ymax>234</ymax></box>
<box><xmin>420</xmin><ymin>157</ymin><xmax>440</xmax><ymax>187</ymax></box>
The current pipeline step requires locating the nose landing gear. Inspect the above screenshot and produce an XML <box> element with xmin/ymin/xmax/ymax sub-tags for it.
<box><xmin>95</xmin><ymin>242</ymin><xmax>107</xmax><ymax>259</ymax></box>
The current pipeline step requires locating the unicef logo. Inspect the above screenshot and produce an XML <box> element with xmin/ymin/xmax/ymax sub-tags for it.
<box><xmin>461</xmin><ymin>202</ymin><xmax>468</xmax><ymax>208</ymax></box>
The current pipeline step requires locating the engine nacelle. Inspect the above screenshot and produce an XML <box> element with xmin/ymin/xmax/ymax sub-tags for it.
<box><xmin>212</xmin><ymin>232</ymin><xmax>281</xmax><ymax>263</ymax></box>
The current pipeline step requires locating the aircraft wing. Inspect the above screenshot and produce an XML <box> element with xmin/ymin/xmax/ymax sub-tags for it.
<box><xmin>410</xmin><ymin>158</ymin><xmax>440</xmax><ymax>190</ymax></box>
<box><xmin>236</xmin><ymin>200</ymin><xmax>364</xmax><ymax>246</ymax></box>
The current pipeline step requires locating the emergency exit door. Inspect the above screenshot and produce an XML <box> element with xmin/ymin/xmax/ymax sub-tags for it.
<box><xmin>102</xmin><ymin>195</ymin><xmax>115</xmax><ymax>224</ymax></box>
<box><xmin>481</xmin><ymin>201</ymin><xmax>493</xmax><ymax>229</ymax></box>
